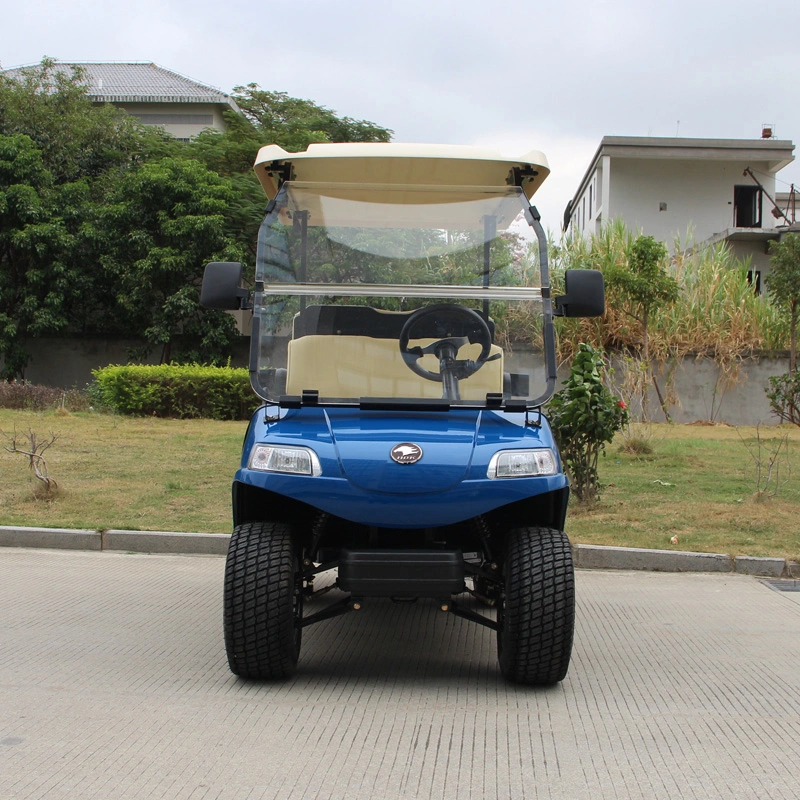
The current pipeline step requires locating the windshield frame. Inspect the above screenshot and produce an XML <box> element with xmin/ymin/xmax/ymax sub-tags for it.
<box><xmin>248</xmin><ymin>183</ymin><xmax>557</xmax><ymax>411</ymax></box>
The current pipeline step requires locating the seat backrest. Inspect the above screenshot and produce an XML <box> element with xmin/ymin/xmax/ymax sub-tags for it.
<box><xmin>292</xmin><ymin>304</ymin><xmax>495</xmax><ymax>340</ymax></box>
<box><xmin>285</xmin><ymin>334</ymin><xmax>503</xmax><ymax>400</ymax></box>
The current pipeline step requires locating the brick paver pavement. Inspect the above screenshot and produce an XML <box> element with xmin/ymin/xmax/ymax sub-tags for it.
<box><xmin>1</xmin><ymin>548</ymin><xmax>799</xmax><ymax>799</ymax></box>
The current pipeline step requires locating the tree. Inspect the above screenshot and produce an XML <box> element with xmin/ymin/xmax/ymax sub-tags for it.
<box><xmin>0</xmin><ymin>132</ymin><xmax>129</xmax><ymax>378</ymax></box>
<box><xmin>764</xmin><ymin>233</ymin><xmax>800</xmax><ymax>424</ymax></box>
<box><xmin>0</xmin><ymin>60</ymin><xmax>155</xmax><ymax>378</ymax></box>
<box><xmin>766</xmin><ymin>233</ymin><xmax>800</xmax><ymax>372</ymax></box>
<box><xmin>605</xmin><ymin>235</ymin><xmax>678</xmax><ymax>420</ymax></box>
<box><xmin>185</xmin><ymin>88</ymin><xmax>394</xmax><ymax>267</ymax></box>
<box><xmin>0</xmin><ymin>59</ymin><xmax>152</xmax><ymax>183</ymax></box>
<box><xmin>187</xmin><ymin>124</ymin><xmax>270</xmax><ymax>266</ymax></box>
<box><xmin>232</xmin><ymin>85</ymin><xmax>392</xmax><ymax>151</ymax></box>
<box><xmin>98</xmin><ymin>157</ymin><xmax>246</xmax><ymax>363</ymax></box>
<box><xmin>0</xmin><ymin>60</ymin><xmax>397</xmax><ymax>376</ymax></box>
<box><xmin>186</xmin><ymin>86</ymin><xmax>392</xmax><ymax>180</ymax></box>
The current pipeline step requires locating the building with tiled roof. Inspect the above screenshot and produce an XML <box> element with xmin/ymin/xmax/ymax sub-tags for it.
<box><xmin>3</xmin><ymin>61</ymin><xmax>241</xmax><ymax>140</ymax></box>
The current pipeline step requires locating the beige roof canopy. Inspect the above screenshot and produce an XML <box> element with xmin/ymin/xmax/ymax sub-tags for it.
<box><xmin>253</xmin><ymin>142</ymin><xmax>550</xmax><ymax>201</ymax></box>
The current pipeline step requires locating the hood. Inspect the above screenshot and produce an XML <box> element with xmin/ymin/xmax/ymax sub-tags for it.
<box><xmin>325</xmin><ymin>409</ymin><xmax>479</xmax><ymax>495</ymax></box>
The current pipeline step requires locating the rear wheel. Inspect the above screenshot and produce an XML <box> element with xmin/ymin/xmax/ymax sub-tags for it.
<box><xmin>497</xmin><ymin>527</ymin><xmax>574</xmax><ymax>685</ymax></box>
<box><xmin>224</xmin><ymin>521</ymin><xmax>302</xmax><ymax>679</ymax></box>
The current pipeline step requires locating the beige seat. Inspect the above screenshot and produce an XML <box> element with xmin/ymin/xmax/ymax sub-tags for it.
<box><xmin>286</xmin><ymin>334</ymin><xmax>503</xmax><ymax>400</ymax></box>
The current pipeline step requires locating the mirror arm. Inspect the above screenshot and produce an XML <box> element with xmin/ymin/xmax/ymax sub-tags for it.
<box><xmin>236</xmin><ymin>287</ymin><xmax>253</xmax><ymax>311</ymax></box>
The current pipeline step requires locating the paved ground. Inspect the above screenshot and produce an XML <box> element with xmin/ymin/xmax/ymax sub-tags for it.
<box><xmin>1</xmin><ymin>548</ymin><xmax>799</xmax><ymax>800</ymax></box>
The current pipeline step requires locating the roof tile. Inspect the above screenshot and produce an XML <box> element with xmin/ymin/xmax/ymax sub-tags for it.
<box><xmin>2</xmin><ymin>61</ymin><xmax>240</xmax><ymax>111</ymax></box>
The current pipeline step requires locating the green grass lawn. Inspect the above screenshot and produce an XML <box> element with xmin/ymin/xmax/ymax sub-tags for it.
<box><xmin>0</xmin><ymin>410</ymin><xmax>244</xmax><ymax>535</ymax></box>
<box><xmin>1</xmin><ymin>410</ymin><xmax>798</xmax><ymax>561</ymax></box>
<box><xmin>566</xmin><ymin>423</ymin><xmax>800</xmax><ymax>560</ymax></box>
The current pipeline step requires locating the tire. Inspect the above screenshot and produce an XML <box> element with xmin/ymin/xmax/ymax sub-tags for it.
<box><xmin>497</xmin><ymin>527</ymin><xmax>575</xmax><ymax>685</ymax></box>
<box><xmin>224</xmin><ymin>521</ymin><xmax>302</xmax><ymax>679</ymax></box>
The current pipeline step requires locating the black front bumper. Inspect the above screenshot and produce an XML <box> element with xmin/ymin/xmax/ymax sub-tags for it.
<box><xmin>337</xmin><ymin>549</ymin><xmax>465</xmax><ymax>597</ymax></box>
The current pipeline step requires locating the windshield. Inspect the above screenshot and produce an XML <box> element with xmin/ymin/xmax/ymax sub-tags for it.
<box><xmin>251</xmin><ymin>183</ymin><xmax>554</xmax><ymax>409</ymax></box>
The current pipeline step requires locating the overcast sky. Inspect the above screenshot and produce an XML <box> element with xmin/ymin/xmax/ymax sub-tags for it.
<box><xmin>3</xmin><ymin>0</ymin><xmax>799</xmax><ymax>229</ymax></box>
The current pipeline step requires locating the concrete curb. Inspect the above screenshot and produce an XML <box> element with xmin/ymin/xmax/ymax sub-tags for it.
<box><xmin>573</xmin><ymin>544</ymin><xmax>734</xmax><ymax>573</ymax></box>
<box><xmin>103</xmin><ymin>529</ymin><xmax>230</xmax><ymax>556</ymax></box>
<box><xmin>0</xmin><ymin>525</ymin><xmax>102</xmax><ymax>551</ymax></box>
<box><xmin>1</xmin><ymin>525</ymin><xmax>798</xmax><ymax>577</ymax></box>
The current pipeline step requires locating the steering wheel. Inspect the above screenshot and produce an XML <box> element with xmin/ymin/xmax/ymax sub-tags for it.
<box><xmin>399</xmin><ymin>304</ymin><xmax>495</xmax><ymax>383</ymax></box>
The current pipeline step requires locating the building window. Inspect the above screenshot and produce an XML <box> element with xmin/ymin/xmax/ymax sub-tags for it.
<box><xmin>589</xmin><ymin>184</ymin><xmax>593</xmax><ymax>218</ymax></box>
<box><xmin>746</xmin><ymin>270</ymin><xmax>762</xmax><ymax>294</ymax></box>
<box><xmin>131</xmin><ymin>113</ymin><xmax>214</xmax><ymax>125</ymax></box>
<box><xmin>734</xmin><ymin>186</ymin><xmax>762</xmax><ymax>228</ymax></box>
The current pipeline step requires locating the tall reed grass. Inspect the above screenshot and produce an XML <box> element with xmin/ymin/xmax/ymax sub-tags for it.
<box><xmin>544</xmin><ymin>220</ymin><xmax>788</xmax><ymax>367</ymax></box>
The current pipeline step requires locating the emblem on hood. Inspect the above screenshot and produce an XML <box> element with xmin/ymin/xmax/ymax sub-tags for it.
<box><xmin>390</xmin><ymin>443</ymin><xmax>423</xmax><ymax>464</ymax></box>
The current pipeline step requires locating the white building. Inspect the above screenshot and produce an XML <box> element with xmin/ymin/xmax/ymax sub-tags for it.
<box><xmin>3</xmin><ymin>62</ymin><xmax>241</xmax><ymax>141</ymax></box>
<box><xmin>566</xmin><ymin>136</ymin><xmax>797</xmax><ymax>283</ymax></box>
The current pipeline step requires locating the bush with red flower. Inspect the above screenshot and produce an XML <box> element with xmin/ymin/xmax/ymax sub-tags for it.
<box><xmin>547</xmin><ymin>343</ymin><xmax>628</xmax><ymax>504</ymax></box>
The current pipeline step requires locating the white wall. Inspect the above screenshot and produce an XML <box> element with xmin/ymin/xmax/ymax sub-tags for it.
<box><xmin>117</xmin><ymin>102</ymin><xmax>227</xmax><ymax>139</ymax></box>
<box><xmin>606</xmin><ymin>158</ymin><xmax>778</xmax><ymax>245</ymax></box>
<box><xmin>571</xmin><ymin>155</ymin><xmax>784</xmax><ymax>248</ymax></box>
<box><xmin>728</xmin><ymin>239</ymin><xmax>774</xmax><ymax>276</ymax></box>
<box><xmin>572</xmin><ymin>167</ymin><xmax>602</xmax><ymax>236</ymax></box>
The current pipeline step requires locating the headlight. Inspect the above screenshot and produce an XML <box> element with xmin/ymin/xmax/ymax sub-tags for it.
<box><xmin>248</xmin><ymin>445</ymin><xmax>322</xmax><ymax>476</ymax></box>
<box><xmin>487</xmin><ymin>449</ymin><xmax>557</xmax><ymax>479</ymax></box>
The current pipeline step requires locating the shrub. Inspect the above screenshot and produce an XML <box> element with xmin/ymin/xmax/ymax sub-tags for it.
<box><xmin>0</xmin><ymin>380</ymin><xmax>90</xmax><ymax>412</ymax></box>
<box><xmin>91</xmin><ymin>364</ymin><xmax>259</xmax><ymax>420</ymax></box>
<box><xmin>766</xmin><ymin>371</ymin><xmax>800</xmax><ymax>426</ymax></box>
<box><xmin>547</xmin><ymin>343</ymin><xmax>628</xmax><ymax>503</ymax></box>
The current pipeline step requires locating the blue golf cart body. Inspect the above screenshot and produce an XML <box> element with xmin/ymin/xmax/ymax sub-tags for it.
<box><xmin>201</xmin><ymin>143</ymin><xmax>603</xmax><ymax>684</ymax></box>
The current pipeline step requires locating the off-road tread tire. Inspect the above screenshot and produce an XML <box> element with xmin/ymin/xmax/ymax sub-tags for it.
<box><xmin>224</xmin><ymin>521</ymin><xmax>301</xmax><ymax>679</ymax></box>
<box><xmin>498</xmin><ymin>527</ymin><xmax>574</xmax><ymax>685</ymax></box>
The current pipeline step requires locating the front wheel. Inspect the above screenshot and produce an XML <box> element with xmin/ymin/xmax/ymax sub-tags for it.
<box><xmin>224</xmin><ymin>521</ymin><xmax>302</xmax><ymax>679</ymax></box>
<box><xmin>497</xmin><ymin>527</ymin><xmax>575</xmax><ymax>685</ymax></box>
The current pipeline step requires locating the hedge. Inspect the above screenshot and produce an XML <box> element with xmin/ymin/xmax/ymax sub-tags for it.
<box><xmin>91</xmin><ymin>364</ymin><xmax>260</xmax><ymax>420</ymax></box>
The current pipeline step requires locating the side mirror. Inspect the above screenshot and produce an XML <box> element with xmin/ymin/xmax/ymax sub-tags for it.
<box><xmin>200</xmin><ymin>262</ymin><xmax>250</xmax><ymax>310</ymax></box>
<box><xmin>554</xmin><ymin>269</ymin><xmax>605</xmax><ymax>318</ymax></box>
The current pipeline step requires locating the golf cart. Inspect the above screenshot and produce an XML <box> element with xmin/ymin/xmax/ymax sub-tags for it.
<box><xmin>201</xmin><ymin>142</ymin><xmax>603</xmax><ymax>685</ymax></box>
